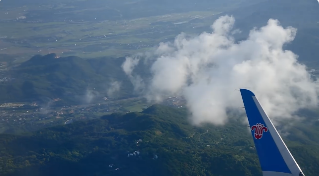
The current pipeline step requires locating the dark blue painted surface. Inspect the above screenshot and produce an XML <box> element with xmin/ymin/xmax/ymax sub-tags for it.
<box><xmin>240</xmin><ymin>89</ymin><xmax>291</xmax><ymax>173</ymax></box>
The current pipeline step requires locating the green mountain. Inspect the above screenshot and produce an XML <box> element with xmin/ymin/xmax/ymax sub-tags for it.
<box><xmin>0</xmin><ymin>105</ymin><xmax>318</xmax><ymax>176</ymax></box>
<box><xmin>0</xmin><ymin>53</ymin><xmax>134</xmax><ymax>105</ymax></box>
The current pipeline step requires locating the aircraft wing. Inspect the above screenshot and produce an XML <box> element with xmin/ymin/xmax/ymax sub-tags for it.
<box><xmin>240</xmin><ymin>89</ymin><xmax>305</xmax><ymax>176</ymax></box>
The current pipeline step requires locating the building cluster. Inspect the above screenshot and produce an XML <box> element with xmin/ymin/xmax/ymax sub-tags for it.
<box><xmin>163</xmin><ymin>96</ymin><xmax>186</xmax><ymax>108</ymax></box>
<box><xmin>0</xmin><ymin>98</ymin><xmax>136</xmax><ymax>132</ymax></box>
<box><xmin>127</xmin><ymin>151</ymin><xmax>140</xmax><ymax>157</ymax></box>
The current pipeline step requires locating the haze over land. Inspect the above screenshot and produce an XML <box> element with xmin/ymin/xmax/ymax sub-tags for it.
<box><xmin>0</xmin><ymin>0</ymin><xmax>319</xmax><ymax>176</ymax></box>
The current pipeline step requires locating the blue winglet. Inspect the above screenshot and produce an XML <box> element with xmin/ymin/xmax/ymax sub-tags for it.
<box><xmin>240</xmin><ymin>89</ymin><xmax>304</xmax><ymax>176</ymax></box>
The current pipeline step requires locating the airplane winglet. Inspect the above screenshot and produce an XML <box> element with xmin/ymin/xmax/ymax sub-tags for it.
<box><xmin>240</xmin><ymin>89</ymin><xmax>305</xmax><ymax>176</ymax></box>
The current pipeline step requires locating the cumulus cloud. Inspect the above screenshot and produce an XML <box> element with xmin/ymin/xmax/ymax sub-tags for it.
<box><xmin>123</xmin><ymin>15</ymin><xmax>319</xmax><ymax>126</ymax></box>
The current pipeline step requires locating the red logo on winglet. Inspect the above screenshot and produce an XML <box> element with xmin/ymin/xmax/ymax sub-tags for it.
<box><xmin>251</xmin><ymin>123</ymin><xmax>268</xmax><ymax>139</ymax></box>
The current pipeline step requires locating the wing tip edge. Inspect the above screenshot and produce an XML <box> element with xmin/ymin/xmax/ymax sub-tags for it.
<box><xmin>240</xmin><ymin>89</ymin><xmax>255</xmax><ymax>97</ymax></box>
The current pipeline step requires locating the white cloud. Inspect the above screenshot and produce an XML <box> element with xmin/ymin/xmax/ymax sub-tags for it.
<box><xmin>107</xmin><ymin>81</ymin><xmax>121</xmax><ymax>97</ymax></box>
<box><xmin>122</xmin><ymin>57</ymin><xmax>140</xmax><ymax>76</ymax></box>
<box><xmin>84</xmin><ymin>89</ymin><xmax>99</xmax><ymax>104</ymax></box>
<box><xmin>123</xmin><ymin>15</ymin><xmax>319</xmax><ymax>126</ymax></box>
<box><xmin>122</xmin><ymin>57</ymin><xmax>145</xmax><ymax>92</ymax></box>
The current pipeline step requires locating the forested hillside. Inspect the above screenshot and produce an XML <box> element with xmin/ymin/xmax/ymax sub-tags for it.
<box><xmin>0</xmin><ymin>54</ymin><xmax>134</xmax><ymax>104</ymax></box>
<box><xmin>0</xmin><ymin>105</ymin><xmax>318</xmax><ymax>176</ymax></box>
